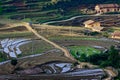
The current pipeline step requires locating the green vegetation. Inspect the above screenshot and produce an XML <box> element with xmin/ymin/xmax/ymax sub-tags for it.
<box><xmin>70</xmin><ymin>45</ymin><xmax>120</xmax><ymax>68</ymax></box>
<box><xmin>10</xmin><ymin>58</ymin><xmax>18</xmax><ymax>66</ymax></box>
<box><xmin>0</xmin><ymin>32</ymin><xmax>33</xmax><ymax>38</ymax></box>
<box><xmin>0</xmin><ymin>52</ymin><xmax>7</xmax><ymax>62</ymax></box>
<box><xmin>106</xmin><ymin>46</ymin><xmax>120</xmax><ymax>68</ymax></box>
<box><xmin>10</xmin><ymin>58</ymin><xmax>18</xmax><ymax>71</ymax></box>
<box><xmin>50</xmin><ymin>36</ymin><xmax>100</xmax><ymax>41</ymax></box>
<box><xmin>7</xmin><ymin>8</ymin><xmax>82</xmax><ymax>23</ymax></box>
<box><xmin>115</xmin><ymin>70</ymin><xmax>120</xmax><ymax>80</ymax></box>
<box><xmin>84</xmin><ymin>31</ymin><xmax>100</xmax><ymax>36</ymax></box>
<box><xmin>105</xmin><ymin>12</ymin><xmax>120</xmax><ymax>14</ymax></box>
<box><xmin>18</xmin><ymin>40</ymin><xmax>54</xmax><ymax>57</ymax></box>
<box><xmin>0</xmin><ymin>2</ymin><xmax>3</xmax><ymax>14</ymax></box>
<box><xmin>1</xmin><ymin>0</ymin><xmax>120</xmax><ymax>23</ymax></box>
<box><xmin>102</xmin><ymin>32</ymin><xmax>110</xmax><ymax>38</ymax></box>
<box><xmin>69</xmin><ymin>46</ymin><xmax>101</xmax><ymax>62</ymax></box>
<box><xmin>1</xmin><ymin>0</ymin><xmax>83</xmax><ymax>23</ymax></box>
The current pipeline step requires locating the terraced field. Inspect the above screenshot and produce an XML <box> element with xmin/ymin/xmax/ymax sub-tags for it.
<box><xmin>0</xmin><ymin>0</ymin><xmax>83</xmax><ymax>23</ymax></box>
<box><xmin>19</xmin><ymin>39</ymin><xmax>55</xmax><ymax>57</ymax></box>
<box><xmin>69</xmin><ymin>46</ymin><xmax>101</xmax><ymax>57</ymax></box>
<box><xmin>50</xmin><ymin>15</ymin><xmax>120</xmax><ymax>27</ymax></box>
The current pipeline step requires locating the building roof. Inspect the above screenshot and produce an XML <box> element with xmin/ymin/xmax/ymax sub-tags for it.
<box><xmin>83</xmin><ymin>20</ymin><xmax>96</xmax><ymax>25</ymax></box>
<box><xmin>96</xmin><ymin>4</ymin><xmax>119</xmax><ymax>9</ymax></box>
<box><xmin>112</xmin><ymin>31</ymin><xmax>120</xmax><ymax>37</ymax></box>
<box><xmin>92</xmin><ymin>27</ymin><xmax>104</xmax><ymax>31</ymax></box>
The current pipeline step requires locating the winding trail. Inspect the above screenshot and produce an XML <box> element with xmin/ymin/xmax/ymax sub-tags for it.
<box><xmin>43</xmin><ymin>14</ymin><xmax>120</xmax><ymax>25</ymax></box>
<box><xmin>104</xmin><ymin>68</ymin><xmax>118</xmax><ymax>80</ymax></box>
<box><xmin>0</xmin><ymin>14</ymin><xmax>119</xmax><ymax>79</ymax></box>
<box><xmin>9</xmin><ymin>22</ymin><xmax>75</xmax><ymax>61</ymax></box>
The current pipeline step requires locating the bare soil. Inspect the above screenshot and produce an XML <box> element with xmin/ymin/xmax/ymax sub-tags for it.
<box><xmin>51</xmin><ymin>15</ymin><xmax>120</xmax><ymax>27</ymax></box>
<box><xmin>0</xmin><ymin>49</ymin><xmax>74</xmax><ymax>74</ymax></box>
<box><xmin>52</xmin><ymin>39</ymin><xmax>117</xmax><ymax>48</ymax></box>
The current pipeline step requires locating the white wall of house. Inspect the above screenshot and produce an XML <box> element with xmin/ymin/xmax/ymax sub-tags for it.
<box><xmin>85</xmin><ymin>22</ymin><xmax>100</xmax><ymax>28</ymax></box>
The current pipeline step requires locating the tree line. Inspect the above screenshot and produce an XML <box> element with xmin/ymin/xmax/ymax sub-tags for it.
<box><xmin>75</xmin><ymin>45</ymin><xmax>120</xmax><ymax>68</ymax></box>
<box><xmin>44</xmin><ymin>0</ymin><xmax>120</xmax><ymax>12</ymax></box>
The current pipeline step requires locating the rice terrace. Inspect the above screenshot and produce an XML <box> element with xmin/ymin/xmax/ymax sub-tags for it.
<box><xmin>0</xmin><ymin>0</ymin><xmax>120</xmax><ymax>80</ymax></box>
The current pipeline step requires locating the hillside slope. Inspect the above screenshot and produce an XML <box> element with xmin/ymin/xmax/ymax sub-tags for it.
<box><xmin>0</xmin><ymin>0</ymin><xmax>120</xmax><ymax>23</ymax></box>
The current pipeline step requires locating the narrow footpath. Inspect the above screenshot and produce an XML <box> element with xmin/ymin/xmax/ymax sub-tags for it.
<box><xmin>10</xmin><ymin>22</ymin><xmax>75</xmax><ymax>61</ymax></box>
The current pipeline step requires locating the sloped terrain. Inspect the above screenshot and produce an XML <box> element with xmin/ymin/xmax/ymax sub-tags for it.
<box><xmin>1</xmin><ymin>0</ymin><xmax>120</xmax><ymax>24</ymax></box>
<box><xmin>0</xmin><ymin>49</ymin><xmax>74</xmax><ymax>74</ymax></box>
<box><xmin>50</xmin><ymin>15</ymin><xmax>120</xmax><ymax>27</ymax></box>
<box><xmin>0</xmin><ymin>0</ymin><xmax>86</xmax><ymax>23</ymax></box>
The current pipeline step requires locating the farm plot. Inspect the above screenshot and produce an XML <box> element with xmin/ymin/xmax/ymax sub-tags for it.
<box><xmin>69</xmin><ymin>46</ymin><xmax>101</xmax><ymax>58</ymax></box>
<box><xmin>0</xmin><ymin>31</ymin><xmax>33</xmax><ymax>39</ymax></box>
<box><xmin>19</xmin><ymin>39</ymin><xmax>55</xmax><ymax>57</ymax></box>
<box><xmin>0</xmin><ymin>38</ymin><xmax>55</xmax><ymax>61</ymax></box>
<box><xmin>0</xmin><ymin>38</ymin><xmax>32</xmax><ymax>58</ymax></box>
<box><xmin>50</xmin><ymin>15</ymin><xmax>120</xmax><ymax>27</ymax></box>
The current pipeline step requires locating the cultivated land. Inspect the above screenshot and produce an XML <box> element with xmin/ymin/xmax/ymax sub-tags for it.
<box><xmin>0</xmin><ymin>17</ymin><xmax>119</xmax><ymax>79</ymax></box>
<box><xmin>69</xmin><ymin>46</ymin><xmax>101</xmax><ymax>57</ymax></box>
<box><xmin>0</xmin><ymin>1</ymin><xmax>120</xmax><ymax>79</ymax></box>
<box><xmin>49</xmin><ymin>15</ymin><xmax>120</xmax><ymax>27</ymax></box>
<box><xmin>1</xmin><ymin>0</ymin><xmax>83</xmax><ymax>24</ymax></box>
<box><xmin>19</xmin><ymin>40</ymin><xmax>55</xmax><ymax>57</ymax></box>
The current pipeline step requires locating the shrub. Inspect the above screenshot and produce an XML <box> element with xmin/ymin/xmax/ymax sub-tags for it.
<box><xmin>102</xmin><ymin>32</ymin><xmax>109</xmax><ymax>38</ymax></box>
<box><xmin>11</xmin><ymin>58</ymin><xmax>18</xmax><ymax>66</ymax></box>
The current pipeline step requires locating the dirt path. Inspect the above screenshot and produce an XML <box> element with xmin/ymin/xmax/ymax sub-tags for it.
<box><xmin>104</xmin><ymin>68</ymin><xmax>118</xmax><ymax>80</ymax></box>
<box><xmin>0</xmin><ymin>22</ymin><xmax>117</xmax><ymax>79</ymax></box>
<box><xmin>25</xmin><ymin>23</ymin><xmax>75</xmax><ymax>60</ymax></box>
<box><xmin>43</xmin><ymin>14</ymin><xmax>120</xmax><ymax>25</ymax></box>
<box><xmin>9</xmin><ymin>22</ymin><xmax>75</xmax><ymax>61</ymax></box>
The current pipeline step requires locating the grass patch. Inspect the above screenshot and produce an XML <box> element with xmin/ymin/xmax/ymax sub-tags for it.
<box><xmin>1</xmin><ymin>7</ymin><xmax>84</xmax><ymax>24</ymax></box>
<box><xmin>49</xmin><ymin>36</ymin><xmax>99</xmax><ymax>41</ymax></box>
<box><xmin>0</xmin><ymin>52</ymin><xmax>8</xmax><ymax>62</ymax></box>
<box><xmin>69</xmin><ymin>46</ymin><xmax>101</xmax><ymax>58</ymax></box>
<box><xmin>18</xmin><ymin>40</ymin><xmax>54</xmax><ymax>57</ymax></box>
<box><xmin>0</xmin><ymin>31</ymin><xmax>33</xmax><ymax>38</ymax></box>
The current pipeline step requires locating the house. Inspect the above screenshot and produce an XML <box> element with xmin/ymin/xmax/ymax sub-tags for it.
<box><xmin>83</xmin><ymin>20</ymin><xmax>103</xmax><ymax>32</ymax></box>
<box><xmin>83</xmin><ymin>20</ymin><xmax>101</xmax><ymax>28</ymax></box>
<box><xmin>92</xmin><ymin>26</ymin><xmax>104</xmax><ymax>32</ymax></box>
<box><xmin>112</xmin><ymin>31</ymin><xmax>120</xmax><ymax>39</ymax></box>
<box><xmin>95</xmin><ymin>4</ymin><xmax>120</xmax><ymax>14</ymax></box>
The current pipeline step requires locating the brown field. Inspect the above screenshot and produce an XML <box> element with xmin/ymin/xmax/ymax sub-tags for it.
<box><xmin>0</xmin><ymin>49</ymin><xmax>74</xmax><ymax>74</ymax></box>
<box><xmin>53</xmin><ymin>39</ymin><xmax>117</xmax><ymax>48</ymax></box>
<box><xmin>50</xmin><ymin>15</ymin><xmax>120</xmax><ymax>27</ymax></box>
<box><xmin>0</xmin><ymin>20</ymin><xmax>119</xmax><ymax>76</ymax></box>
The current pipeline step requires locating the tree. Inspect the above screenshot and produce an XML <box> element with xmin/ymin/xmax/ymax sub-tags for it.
<box><xmin>108</xmin><ymin>46</ymin><xmax>120</xmax><ymax>68</ymax></box>
<box><xmin>0</xmin><ymin>2</ymin><xmax>3</xmax><ymax>14</ymax></box>
<box><xmin>10</xmin><ymin>58</ymin><xmax>18</xmax><ymax>74</ymax></box>
<box><xmin>79</xmin><ymin>53</ymin><xmax>87</xmax><ymax>62</ymax></box>
<box><xmin>102</xmin><ymin>32</ymin><xmax>109</xmax><ymax>38</ymax></box>
<box><xmin>101</xmin><ymin>45</ymin><xmax>120</xmax><ymax>68</ymax></box>
<box><xmin>11</xmin><ymin>58</ymin><xmax>18</xmax><ymax>67</ymax></box>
